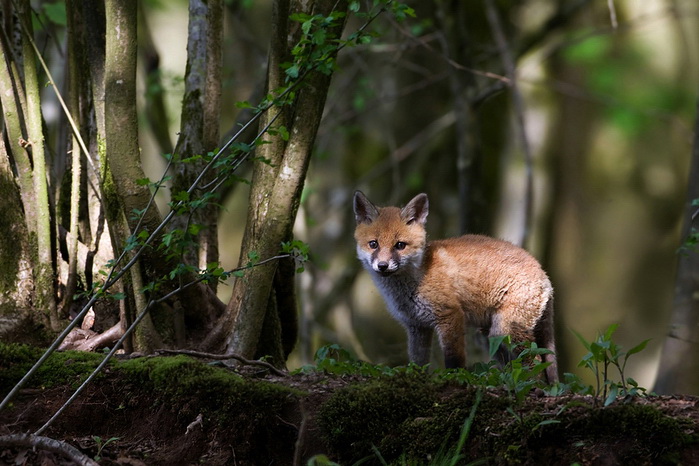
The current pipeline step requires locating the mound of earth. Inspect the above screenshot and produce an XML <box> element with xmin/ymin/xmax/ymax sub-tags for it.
<box><xmin>1</xmin><ymin>345</ymin><xmax>698</xmax><ymax>465</ymax></box>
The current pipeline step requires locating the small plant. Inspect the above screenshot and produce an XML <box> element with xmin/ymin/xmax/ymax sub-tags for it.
<box><xmin>443</xmin><ymin>336</ymin><xmax>553</xmax><ymax>404</ymax></box>
<box><xmin>92</xmin><ymin>435</ymin><xmax>119</xmax><ymax>462</ymax></box>
<box><xmin>572</xmin><ymin>323</ymin><xmax>650</xmax><ymax>406</ymax></box>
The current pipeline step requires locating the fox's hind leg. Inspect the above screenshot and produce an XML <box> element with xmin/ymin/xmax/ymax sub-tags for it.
<box><xmin>489</xmin><ymin>300</ymin><xmax>559</xmax><ymax>384</ymax></box>
<box><xmin>534</xmin><ymin>296</ymin><xmax>558</xmax><ymax>383</ymax></box>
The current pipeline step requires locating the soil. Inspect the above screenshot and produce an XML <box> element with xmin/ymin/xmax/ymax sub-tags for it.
<box><xmin>1</xmin><ymin>351</ymin><xmax>699</xmax><ymax>466</ymax></box>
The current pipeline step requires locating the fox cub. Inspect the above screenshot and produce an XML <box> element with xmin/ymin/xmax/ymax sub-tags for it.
<box><xmin>353</xmin><ymin>191</ymin><xmax>558</xmax><ymax>383</ymax></box>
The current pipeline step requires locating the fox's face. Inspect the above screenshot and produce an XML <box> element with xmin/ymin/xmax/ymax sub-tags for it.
<box><xmin>353</xmin><ymin>191</ymin><xmax>428</xmax><ymax>276</ymax></box>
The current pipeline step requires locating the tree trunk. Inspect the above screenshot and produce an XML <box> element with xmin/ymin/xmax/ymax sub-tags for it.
<box><xmin>103</xmin><ymin>0</ymin><xmax>164</xmax><ymax>352</ymax></box>
<box><xmin>19</xmin><ymin>0</ymin><xmax>58</xmax><ymax>330</ymax></box>
<box><xmin>170</xmin><ymin>0</ymin><xmax>223</xmax><ymax>294</ymax></box>
<box><xmin>0</xmin><ymin>139</ymin><xmax>34</xmax><ymax>329</ymax></box>
<box><xmin>210</xmin><ymin>0</ymin><xmax>348</xmax><ymax>364</ymax></box>
<box><xmin>654</xmin><ymin>98</ymin><xmax>699</xmax><ymax>395</ymax></box>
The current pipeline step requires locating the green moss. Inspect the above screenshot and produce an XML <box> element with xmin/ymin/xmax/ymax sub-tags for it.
<box><xmin>492</xmin><ymin>402</ymin><xmax>695</xmax><ymax>465</ymax></box>
<box><xmin>381</xmin><ymin>388</ymin><xmax>509</xmax><ymax>463</ymax></box>
<box><xmin>576</xmin><ymin>404</ymin><xmax>691</xmax><ymax>464</ymax></box>
<box><xmin>0</xmin><ymin>343</ymin><xmax>106</xmax><ymax>395</ymax></box>
<box><xmin>318</xmin><ymin>372</ymin><xmax>441</xmax><ymax>463</ymax></box>
<box><xmin>117</xmin><ymin>355</ymin><xmax>302</xmax><ymax>424</ymax></box>
<box><xmin>1</xmin><ymin>345</ymin><xmax>304</xmax><ymax>463</ymax></box>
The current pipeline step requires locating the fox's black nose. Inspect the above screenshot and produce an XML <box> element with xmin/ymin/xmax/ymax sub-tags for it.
<box><xmin>377</xmin><ymin>261</ymin><xmax>389</xmax><ymax>272</ymax></box>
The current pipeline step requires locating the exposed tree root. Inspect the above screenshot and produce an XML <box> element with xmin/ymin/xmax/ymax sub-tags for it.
<box><xmin>155</xmin><ymin>348</ymin><xmax>288</xmax><ymax>377</ymax></box>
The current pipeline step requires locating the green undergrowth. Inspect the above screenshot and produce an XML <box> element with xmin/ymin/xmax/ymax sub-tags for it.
<box><xmin>304</xmin><ymin>331</ymin><xmax>697</xmax><ymax>465</ymax></box>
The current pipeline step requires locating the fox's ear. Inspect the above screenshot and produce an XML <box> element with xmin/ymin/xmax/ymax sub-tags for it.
<box><xmin>354</xmin><ymin>190</ymin><xmax>379</xmax><ymax>225</ymax></box>
<box><xmin>401</xmin><ymin>193</ymin><xmax>429</xmax><ymax>225</ymax></box>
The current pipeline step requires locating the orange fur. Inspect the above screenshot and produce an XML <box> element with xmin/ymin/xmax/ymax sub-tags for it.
<box><xmin>353</xmin><ymin>191</ymin><xmax>558</xmax><ymax>383</ymax></box>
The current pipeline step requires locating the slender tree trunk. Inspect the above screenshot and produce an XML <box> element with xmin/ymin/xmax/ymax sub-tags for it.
<box><xmin>171</xmin><ymin>0</ymin><xmax>223</xmax><ymax>293</ymax></box>
<box><xmin>103</xmin><ymin>0</ymin><xmax>163</xmax><ymax>352</ymax></box>
<box><xmin>212</xmin><ymin>0</ymin><xmax>348</xmax><ymax>365</ymax></box>
<box><xmin>19</xmin><ymin>0</ymin><xmax>58</xmax><ymax>329</ymax></box>
<box><xmin>0</xmin><ymin>8</ymin><xmax>35</xmax><ymax>323</ymax></box>
<box><xmin>60</xmin><ymin>0</ymin><xmax>84</xmax><ymax>319</ymax></box>
<box><xmin>0</xmin><ymin>139</ymin><xmax>34</xmax><ymax>326</ymax></box>
<box><xmin>654</xmin><ymin>98</ymin><xmax>699</xmax><ymax>395</ymax></box>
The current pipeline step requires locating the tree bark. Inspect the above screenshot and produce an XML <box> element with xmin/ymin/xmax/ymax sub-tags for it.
<box><xmin>103</xmin><ymin>0</ymin><xmax>163</xmax><ymax>352</ymax></box>
<box><xmin>60</xmin><ymin>0</ymin><xmax>85</xmax><ymax>319</ymax></box>
<box><xmin>19</xmin><ymin>0</ymin><xmax>58</xmax><ymax>329</ymax></box>
<box><xmin>654</xmin><ymin>98</ymin><xmax>699</xmax><ymax>395</ymax></box>
<box><xmin>212</xmin><ymin>0</ymin><xmax>348</xmax><ymax>364</ymax></box>
<box><xmin>170</xmin><ymin>0</ymin><xmax>223</xmax><ymax>293</ymax></box>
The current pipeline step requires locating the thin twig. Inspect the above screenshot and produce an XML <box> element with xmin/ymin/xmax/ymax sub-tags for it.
<box><xmin>155</xmin><ymin>349</ymin><xmax>288</xmax><ymax>377</ymax></box>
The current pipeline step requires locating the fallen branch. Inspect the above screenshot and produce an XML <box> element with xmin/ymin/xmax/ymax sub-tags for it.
<box><xmin>155</xmin><ymin>348</ymin><xmax>288</xmax><ymax>377</ymax></box>
<box><xmin>58</xmin><ymin>322</ymin><xmax>124</xmax><ymax>352</ymax></box>
<box><xmin>0</xmin><ymin>434</ymin><xmax>98</xmax><ymax>466</ymax></box>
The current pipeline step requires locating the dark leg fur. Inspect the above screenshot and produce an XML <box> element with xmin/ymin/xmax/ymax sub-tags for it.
<box><xmin>407</xmin><ymin>325</ymin><xmax>433</xmax><ymax>366</ymax></box>
<box><xmin>436</xmin><ymin>313</ymin><xmax>466</xmax><ymax>368</ymax></box>
<box><xmin>534</xmin><ymin>296</ymin><xmax>558</xmax><ymax>383</ymax></box>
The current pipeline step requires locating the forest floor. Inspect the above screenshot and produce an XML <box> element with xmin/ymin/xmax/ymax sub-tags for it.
<box><xmin>1</xmin><ymin>348</ymin><xmax>699</xmax><ymax>465</ymax></box>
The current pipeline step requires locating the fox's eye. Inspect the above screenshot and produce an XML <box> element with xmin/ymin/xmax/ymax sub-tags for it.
<box><xmin>395</xmin><ymin>241</ymin><xmax>407</xmax><ymax>250</ymax></box>
<box><xmin>368</xmin><ymin>240</ymin><xmax>379</xmax><ymax>249</ymax></box>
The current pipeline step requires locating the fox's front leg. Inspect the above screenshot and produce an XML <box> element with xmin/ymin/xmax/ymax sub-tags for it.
<box><xmin>406</xmin><ymin>325</ymin><xmax>433</xmax><ymax>366</ymax></box>
<box><xmin>435</xmin><ymin>311</ymin><xmax>466</xmax><ymax>368</ymax></box>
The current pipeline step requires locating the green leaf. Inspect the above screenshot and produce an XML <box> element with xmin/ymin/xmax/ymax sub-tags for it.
<box><xmin>301</xmin><ymin>17</ymin><xmax>317</xmax><ymax>35</ymax></box>
<box><xmin>285</xmin><ymin>64</ymin><xmax>300</xmax><ymax>80</ymax></box>
<box><xmin>289</xmin><ymin>12</ymin><xmax>312</xmax><ymax>23</ymax></box>
<box><xmin>188</xmin><ymin>223</ymin><xmax>204</xmax><ymax>236</ymax></box>
<box><xmin>603</xmin><ymin>323</ymin><xmax>619</xmax><ymax>342</ymax></box>
<box><xmin>626</xmin><ymin>338</ymin><xmax>650</xmax><ymax>357</ymax></box>
<box><xmin>172</xmin><ymin>191</ymin><xmax>190</xmax><ymax>202</ymax></box>
<box><xmin>488</xmin><ymin>335</ymin><xmax>510</xmax><ymax>359</ymax></box>
<box><xmin>278</xmin><ymin>126</ymin><xmax>290</xmax><ymax>141</ymax></box>
<box><xmin>534</xmin><ymin>419</ymin><xmax>561</xmax><ymax>431</ymax></box>
<box><xmin>604</xmin><ymin>384</ymin><xmax>619</xmax><ymax>406</ymax></box>
<box><xmin>312</xmin><ymin>28</ymin><xmax>327</xmax><ymax>45</ymax></box>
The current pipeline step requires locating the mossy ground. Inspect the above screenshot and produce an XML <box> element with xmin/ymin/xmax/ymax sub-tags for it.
<box><xmin>1</xmin><ymin>343</ymin><xmax>699</xmax><ymax>465</ymax></box>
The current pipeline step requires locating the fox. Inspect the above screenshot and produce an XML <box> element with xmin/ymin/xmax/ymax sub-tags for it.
<box><xmin>353</xmin><ymin>190</ymin><xmax>558</xmax><ymax>383</ymax></box>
